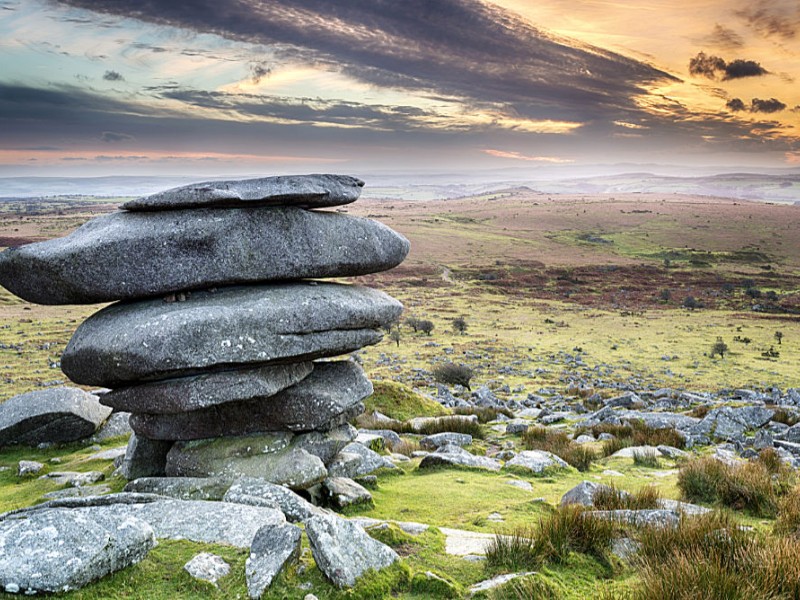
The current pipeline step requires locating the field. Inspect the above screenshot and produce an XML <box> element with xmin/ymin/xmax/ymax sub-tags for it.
<box><xmin>1</xmin><ymin>190</ymin><xmax>799</xmax><ymax>599</ymax></box>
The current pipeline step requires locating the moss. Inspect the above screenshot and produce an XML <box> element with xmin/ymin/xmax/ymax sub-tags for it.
<box><xmin>363</xmin><ymin>381</ymin><xmax>448</xmax><ymax>421</ymax></box>
<box><xmin>410</xmin><ymin>570</ymin><xmax>461</xmax><ymax>598</ymax></box>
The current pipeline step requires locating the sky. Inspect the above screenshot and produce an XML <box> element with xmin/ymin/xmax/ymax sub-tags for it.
<box><xmin>0</xmin><ymin>0</ymin><xmax>799</xmax><ymax>176</ymax></box>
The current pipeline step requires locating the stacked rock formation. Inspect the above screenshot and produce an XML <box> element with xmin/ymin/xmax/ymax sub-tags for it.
<box><xmin>0</xmin><ymin>174</ymin><xmax>408</xmax><ymax>490</ymax></box>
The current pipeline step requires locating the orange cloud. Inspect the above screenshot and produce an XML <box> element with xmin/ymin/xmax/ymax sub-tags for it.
<box><xmin>483</xmin><ymin>149</ymin><xmax>573</xmax><ymax>163</ymax></box>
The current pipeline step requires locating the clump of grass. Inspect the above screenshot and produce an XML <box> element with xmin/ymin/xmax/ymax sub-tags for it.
<box><xmin>415</xmin><ymin>415</ymin><xmax>484</xmax><ymax>438</ymax></box>
<box><xmin>453</xmin><ymin>405</ymin><xmax>514</xmax><ymax>423</ymax></box>
<box><xmin>630</xmin><ymin>511</ymin><xmax>800</xmax><ymax>600</ymax></box>
<box><xmin>775</xmin><ymin>485</ymin><xmax>800</xmax><ymax>537</ymax></box>
<box><xmin>583</xmin><ymin>420</ymin><xmax>684</xmax><ymax>458</ymax></box>
<box><xmin>489</xmin><ymin>576</ymin><xmax>558</xmax><ymax>600</ymax></box>
<box><xmin>677</xmin><ymin>452</ymin><xmax>793</xmax><ymax>517</ymax></box>
<box><xmin>486</xmin><ymin>505</ymin><xmax>614</xmax><ymax>571</ymax></box>
<box><xmin>522</xmin><ymin>426</ymin><xmax>596</xmax><ymax>472</ymax></box>
<box><xmin>688</xmin><ymin>404</ymin><xmax>713</xmax><ymax>419</ymax></box>
<box><xmin>593</xmin><ymin>484</ymin><xmax>662</xmax><ymax>511</ymax></box>
<box><xmin>633</xmin><ymin>451</ymin><xmax>661</xmax><ymax>468</ymax></box>
<box><xmin>771</xmin><ymin>408</ymin><xmax>800</xmax><ymax>427</ymax></box>
<box><xmin>391</xmin><ymin>438</ymin><xmax>420</xmax><ymax>457</ymax></box>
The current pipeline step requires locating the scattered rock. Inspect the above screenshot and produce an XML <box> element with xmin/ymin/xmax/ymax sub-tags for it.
<box><xmin>418</xmin><ymin>445</ymin><xmax>501</xmax><ymax>471</ymax></box>
<box><xmin>560</xmin><ymin>481</ymin><xmax>613</xmax><ymax>507</ymax></box>
<box><xmin>0</xmin><ymin>508</ymin><xmax>155</xmax><ymax>593</ymax></box>
<box><xmin>17</xmin><ymin>460</ymin><xmax>44</xmax><ymax>477</ymax></box>
<box><xmin>0</xmin><ymin>387</ymin><xmax>110</xmax><ymax>447</ymax></box>
<box><xmin>305</xmin><ymin>514</ymin><xmax>399</xmax><ymax>588</ymax></box>
<box><xmin>224</xmin><ymin>477</ymin><xmax>328</xmax><ymax>523</ymax></box>
<box><xmin>183</xmin><ymin>553</ymin><xmax>230</xmax><ymax>586</ymax></box>
<box><xmin>41</xmin><ymin>471</ymin><xmax>104</xmax><ymax>487</ymax></box>
<box><xmin>419</xmin><ymin>432</ymin><xmax>472</xmax><ymax>450</ymax></box>
<box><xmin>468</xmin><ymin>572</ymin><xmax>537</xmax><ymax>596</ymax></box>
<box><xmin>319</xmin><ymin>477</ymin><xmax>372</xmax><ymax>509</ymax></box>
<box><xmin>503</xmin><ymin>450</ymin><xmax>569</xmax><ymax>475</ymax></box>
<box><xmin>246</xmin><ymin>523</ymin><xmax>302</xmax><ymax>599</ymax></box>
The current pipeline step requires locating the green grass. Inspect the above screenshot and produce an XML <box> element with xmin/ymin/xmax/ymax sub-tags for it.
<box><xmin>363</xmin><ymin>381</ymin><xmax>448</xmax><ymax>421</ymax></box>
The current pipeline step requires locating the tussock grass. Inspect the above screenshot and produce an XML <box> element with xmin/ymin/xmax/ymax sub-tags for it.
<box><xmin>486</xmin><ymin>505</ymin><xmax>614</xmax><ymax>571</ymax></box>
<box><xmin>391</xmin><ymin>438</ymin><xmax>420</xmax><ymax>457</ymax></box>
<box><xmin>770</xmin><ymin>408</ymin><xmax>800</xmax><ymax>427</ymax></box>
<box><xmin>774</xmin><ymin>485</ymin><xmax>800</xmax><ymax>537</ymax></box>
<box><xmin>522</xmin><ymin>426</ymin><xmax>596</xmax><ymax>472</ymax></box>
<box><xmin>356</xmin><ymin>414</ymin><xmax>484</xmax><ymax>438</ymax></box>
<box><xmin>593</xmin><ymin>484</ymin><xmax>662</xmax><ymax>511</ymax></box>
<box><xmin>453</xmin><ymin>405</ymin><xmax>514</xmax><ymax>423</ymax></box>
<box><xmin>632</xmin><ymin>451</ymin><xmax>661</xmax><ymax>468</ymax></box>
<box><xmin>677</xmin><ymin>451</ymin><xmax>793</xmax><ymax>517</ymax></box>
<box><xmin>581</xmin><ymin>420</ymin><xmax>685</xmax><ymax>458</ymax></box>
<box><xmin>626</xmin><ymin>511</ymin><xmax>800</xmax><ymax>600</ymax></box>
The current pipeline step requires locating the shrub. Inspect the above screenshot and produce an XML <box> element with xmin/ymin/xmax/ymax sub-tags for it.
<box><xmin>388</xmin><ymin>328</ymin><xmax>401</xmax><ymax>347</ymax></box>
<box><xmin>677</xmin><ymin>457</ymin><xmax>730</xmax><ymax>505</ymax></box>
<box><xmin>452</xmin><ymin>316</ymin><xmax>468</xmax><ymax>334</ymax></box>
<box><xmin>683</xmin><ymin>296</ymin><xmax>699</xmax><ymax>309</ymax></box>
<box><xmin>432</xmin><ymin>362</ymin><xmax>474</xmax><ymax>390</ymax></box>
<box><xmin>710</xmin><ymin>337</ymin><xmax>728</xmax><ymax>358</ymax></box>
<box><xmin>523</xmin><ymin>426</ymin><xmax>596</xmax><ymax>472</ymax></box>
<box><xmin>418</xmin><ymin>319</ymin><xmax>435</xmax><ymax>335</ymax></box>
<box><xmin>405</xmin><ymin>316</ymin><xmax>420</xmax><ymax>332</ymax></box>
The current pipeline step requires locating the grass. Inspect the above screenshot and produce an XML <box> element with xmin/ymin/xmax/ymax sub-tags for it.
<box><xmin>632</xmin><ymin>452</ymin><xmax>661</xmax><ymax>469</ymax></box>
<box><xmin>363</xmin><ymin>381</ymin><xmax>448</xmax><ymax>421</ymax></box>
<box><xmin>677</xmin><ymin>451</ymin><xmax>794</xmax><ymax>517</ymax></box>
<box><xmin>356</xmin><ymin>414</ymin><xmax>485</xmax><ymax>439</ymax></box>
<box><xmin>452</xmin><ymin>406</ymin><xmax>514</xmax><ymax>423</ymax></box>
<box><xmin>522</xmin><ymin>427</ymin><xmax>596</xmax><ymax>472</ymax></box>
<box><xmin>592</xmin><ymin>484</ymin><xmax>662</xmax><ymax>511</ymax></box>
<box><xmin>578</xmin><ymin>421</ymin><xmax>685</xmax><ymax>459</ymax></box>
<box><xmin>622</xmin><ymin>511</ymin><xmax>800</xmax><ymax>600</ymax></box>
<box><xmin>485</xmin><ymin>505</ymin><xmax>614</xmax><ymax>571</ymax></box>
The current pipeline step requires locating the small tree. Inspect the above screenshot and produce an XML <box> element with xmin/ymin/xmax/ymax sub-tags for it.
<box><xmin>418</xmin><ymin>319</ymin><xmax>434</xmax><ymax>336</ymax></box>
<box><xmin>710</xmin><ymin>337</ymin><xmax>729</xmax><ymax>358</ymax></box>
<box><xmin>683</xmin><ymin>296</ymin><xmax>699</xmax><ymax>310</ymax></box>
<box><xmin>389</xmin><ymin>328</ymin><xmax>401</xmax><ymax>347</ymax></box>
<box><xmin>452</xmin><ymin>316</ymin><xmax>468</xmax><ymax>335</ymax></box>
<box><xmin>659</xmin><ymin>289</ymin><xmax>671</xmax><ymax>302</ymax></box>
<box><xmin>775</xmin><ymin>331</ymin><xmax>784</xmax><ymax>345</ymax></box>
<box><xmin>433</xmin><ymin>362</ymin><xmax>474</xmax><ymax>390</ymax></box>
<box><xmin>405</xmin><ymin>317</ymin><xmax>420</xmax><ymax>332</ymax></box>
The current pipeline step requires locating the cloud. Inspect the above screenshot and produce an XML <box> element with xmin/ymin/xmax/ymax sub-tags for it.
<box><xmin>250</xmin><ymin>62</ymin><xmax>271</xmax><ymax>84</ymax></box>
<box><xmin>102</xmin><ymin>69</ymin><xmax>124</xmax><ymax>81</ymax></box>
<box><xmin>688</xmin><ymin>52</ymin><xmax>768</xmax><ymax>80</ymax></box>
<box><xmin>52</xmin><ymin>0</ymin><xmax>677</xmax><ymax>127</ymax></box>
<box><xmin>750</xmin><ymin>98</ymin><xmax>787</xmax><ymax>113</ymax></box>
<box><xmin>736</xmin><ymin>0</ymin><xmax>799</xmax><ymax>40</ymax></box>
<box><xmin>702</xmin><ymin>24</ymin><xmax>745</xmax><ymax>49</ymax></box>
<box><xmin>482</xmin><ymin>149</ymin><xmax>572</xmax><ymax>163</ymax></box>
<box><xmin>100</xmin><ymin>131</ymin><xmax>135</xmax><ymax>142</ymax></box>
<box><xmin>726</xmin><ymin>98</ymin><xmax>746</xmax><ymax>112</ymax></box>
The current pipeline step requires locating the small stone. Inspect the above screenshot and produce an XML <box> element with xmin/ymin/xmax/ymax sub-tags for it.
<box><xmin>184</xmin><ymin>553</ymin><xmax>230</xmax><ymax>586</ymax></box>
<box><xmin>503</xmin><ymin>450</ymin><xmax>569</xmax><ymax>475</ymax></box>
<box><xmin>319</xmin><ymin>477</ymin><xmax>373</xmax><ymax>509</ymax></box>
<box><xmin>17</xmin><ymin>460</ymin><xmax>44</xmax><ymax>476</ymax></box>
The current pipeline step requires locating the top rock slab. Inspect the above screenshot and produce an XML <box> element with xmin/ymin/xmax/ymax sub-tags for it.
<box><xmin>0</xmin><ymin>207</ymin><xmax>409</xmax><ymax>305</ymax></box>
<box><xmin>122</xmin><ymin>174</ymin><xmax>364</xmax><ymax>211</ymax></box>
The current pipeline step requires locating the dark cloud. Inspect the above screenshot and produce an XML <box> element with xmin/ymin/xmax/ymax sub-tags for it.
<box><xmin>52</xmin><ymin>0</ymin><xmax>676</xmax><ymax>126</ymax></box>
<box><xmin>102</xmin><ymin>70</ymin><xmax>124</xmax><ymax>81</ymax></box>
<box><xmin>688</xmin><ymin>52</ymin><xmax>768</xmax><ymax>80</ymax></box>
<box><xmin>703</xmin><ymin>24</ymin><xmax>745</xmax><ymax>49</ymax></box>
<box><xmin>751</xmin><ymin>98</ymin><xmax>787</xmax><ymax>113</ymax></box>
<box><xmin>689</xmin><ymin>52</ymin><xmax>726</xmax><ymax>78</ymax></box>
<box><xmin>250</xmin><ymin>63</ymin><xmax>271</xmax><ymax>84</ymax></box>
<box><xmin>736</xmin><ymin>1</ymin><xmax>799</xmax><ymax>40</ymax></box>
<box><xmin>726</xmin><ymin>98</ymin><xmax>746</xmax><ymax>112</ymax></box>
<box><xmin>101</xmin><ymin>131</ymin><xmax>135</xmax><ymax>142</ymax></box>
<box><xmin>723</xmin><ymin>59</ymin><xmax>768</xmax><ymax>79</ymax></box>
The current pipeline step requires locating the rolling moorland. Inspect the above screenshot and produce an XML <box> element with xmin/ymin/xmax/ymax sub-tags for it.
<box><xmin>1</xmin><ymin>188</ymin><xmax>800</xmax><ymax>598</ymax></box>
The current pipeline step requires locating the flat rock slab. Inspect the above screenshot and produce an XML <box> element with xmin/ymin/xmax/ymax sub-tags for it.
<box><xmin>102</xmin><ymin>363</ymin><xmax>313</xmax><ymax>414</ymax></box>
<box><xmin>305</xmin><ymin>514</ymin><xmax>399</xmax><ymax>588</ymax></box>
<box><xmin>166</xmin><ymin>432</ymin><xmax>331</xmax><ymax>490</ymax></box>
<box><xmin>0</xmin><ymin>206</ymin><xmax>408</xmax><ymax>305</ymax></box>
<box><xmin>0</xmin><ymin>508</ymin><xmax>155</xmax><ymax>594</ymax></box>
<box><xmin>124</xmin><ymin>174</ymin><xmax>364</xmax><ymax>211</ymax></box>
<box><xmin>588</xmin><ymin>509</ymin><xmax>681</xmax><ymax>528</ymax></box>
<box><xmin>503</xmin><ymin>450</ymin><xmax>569</xmax><ymax>475</ymax></box>
<box><xmin>418</xmin><ymin>445</ymin><xmax>501</xmax><ymax>472</ymax></box>
<box><xmin>438</xmin><ymin>527</ymin><xmax>499</xmax><ymax>556</ymax></box>
<box><xmin>468</xmin><ymin>572</ymin><xmax>537</xmax><ymax>596</ymax></box>
<box><xmin>130</xmin><ymin>361</ymin><xmax>371</xmax><ymax>440</ymax></box>
<box><xmin>123</xmin><ymin>477</ymin><xmax>232</xmax><ymax>501</ymax></box>
<box><xmin>0</xmin><ymin>387</ymin><xmax>111</xmax><ymax>447</ymax></box>
<box><xmin>420</xmin><ymin>432</ymin><xmax>473</xmax><ymax>450</ymax></box>
<box><xmin>224</xmin><ymin>477</ymin><xmax>328</xmax><ymax>523</ymax></box>
<box><xmin>62</xmin><ymin>283</ymin><xmax>402</xmax><ymax>386</ymax></box>
<box><xmin>246</xmin><ymin>523</ymin><xmax>302</xmax><ymax>598</ymax></box>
